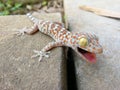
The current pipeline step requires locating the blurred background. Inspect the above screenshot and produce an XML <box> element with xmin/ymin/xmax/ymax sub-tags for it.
<box><xmin>0</xmin><ymin>0</ymin><xmax>63</xmax><ymax>15</ymax></box>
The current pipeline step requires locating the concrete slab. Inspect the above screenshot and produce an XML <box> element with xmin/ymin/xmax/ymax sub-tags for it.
<box><xmin>64</xmin><ymin>0</ymin><xmax>120</xmax><ymax>90</ymax></box>
<box><xmin>0</xmin><ymin>13</ymin><xmax>67</xmax><ymax>90</ymax></box>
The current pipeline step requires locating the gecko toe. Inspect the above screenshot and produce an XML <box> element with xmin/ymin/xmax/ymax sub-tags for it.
<box><xmin>32</xmin><ymin>50</ymin><xmax>50</xmax><ymax>61</ymax></box>
<box><xmin>16</xmin><ymin>27</ymin><xmax>28</xmax><ymax>36</ymax></box>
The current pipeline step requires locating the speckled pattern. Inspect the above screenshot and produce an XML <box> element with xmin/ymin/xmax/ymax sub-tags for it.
<box><xmin>18</xmin><ymin>13</ymin><xmax>103</xmax><ymax>61</ymax></box>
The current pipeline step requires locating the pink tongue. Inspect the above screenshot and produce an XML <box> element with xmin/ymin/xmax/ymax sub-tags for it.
<box><xmin>83</xmin><ymin>53</ymin><xmax>96</xmax><ymax>63</ymax></box>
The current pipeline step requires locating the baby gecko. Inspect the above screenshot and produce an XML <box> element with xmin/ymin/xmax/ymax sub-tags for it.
<box><xmin>18</xmin><ymin>13</ymin><xmax>103</xmax><ymax>63</ymax></box>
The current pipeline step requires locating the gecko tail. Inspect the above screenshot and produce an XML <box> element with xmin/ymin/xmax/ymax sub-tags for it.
<box><xmin>26</xmin><ymin>13</ymin><xmax>39</xmax><ymax>23</ymax></box>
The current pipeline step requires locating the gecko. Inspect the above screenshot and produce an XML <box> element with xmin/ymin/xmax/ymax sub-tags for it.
<box><xmin>17</xmin><ymin>13</ymin><xmax>103</xmax><ymax>63</ymax></box>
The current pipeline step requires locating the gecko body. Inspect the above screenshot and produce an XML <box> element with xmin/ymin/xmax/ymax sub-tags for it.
<box><xmin>18</xmin><ymin>13</ymin><xmax>103</xmax><ymax>63</ymax></box>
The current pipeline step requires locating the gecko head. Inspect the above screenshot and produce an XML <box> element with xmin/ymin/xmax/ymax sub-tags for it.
<box><xmin>73</xmin><ymin>32</ymin><xmax>103</xmax><ymax>63</ymax></box>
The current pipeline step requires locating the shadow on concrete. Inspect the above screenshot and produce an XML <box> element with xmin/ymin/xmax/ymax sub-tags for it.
<box><xmin>67</xmin><ymin>48</ymin><xmax>78</xmax><ymax>90</ymax></box>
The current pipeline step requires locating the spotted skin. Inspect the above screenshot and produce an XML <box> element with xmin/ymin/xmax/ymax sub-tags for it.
<box><xmin>18</xmin><ymin>13</ymin><xmax>103</xmax><ymax>62</ymax></box>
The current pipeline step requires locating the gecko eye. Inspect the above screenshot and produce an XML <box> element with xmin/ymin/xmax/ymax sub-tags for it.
<box><xmin>79</xmin><ymin>37</ymin><xmax>88</xmax><ymax>47</ymax></box>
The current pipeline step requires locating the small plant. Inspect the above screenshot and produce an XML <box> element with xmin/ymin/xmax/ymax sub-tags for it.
<box><xmin>0</xmin><ymin>0</ymin><xmax>22</xmax><ymax>15</ymax></box>
<box><xmin>41</xmin><ymin>0</ymin><xmax>48</xmax><ymax>7</ymax></box>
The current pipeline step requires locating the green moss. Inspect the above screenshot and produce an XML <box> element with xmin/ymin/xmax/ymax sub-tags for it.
<box><xmin>41</xmin><ymin>0</ymin><xmax>48</xmax><ymax>6</ymax></box>
<box><xmin>0</xmin><ymin>0</ymin><xmax>23</xmax><ymax>15</ymax></box>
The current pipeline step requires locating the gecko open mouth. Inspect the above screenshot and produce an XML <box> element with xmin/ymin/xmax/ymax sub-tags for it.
<box><xmin>77</xmin><ymin>47</ymin><xmax>96</xmax><ymax>63</ymax></box>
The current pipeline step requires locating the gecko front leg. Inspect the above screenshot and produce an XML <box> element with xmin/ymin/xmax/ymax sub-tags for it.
<box><xmin>17</xmin><ymin>23</ymin><xmax>39</xmax><ymax>35</ymax></box>
<box><xmin>31</xmin><ymin>41</ymin><xmax>63</xmax><ymax>61</ymax></box>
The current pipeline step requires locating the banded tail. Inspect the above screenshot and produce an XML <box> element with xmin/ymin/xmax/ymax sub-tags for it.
<box><xmin>26</xmin><ymin>13</ymin><xmax>39</xmax><ymax>23</ymax></box>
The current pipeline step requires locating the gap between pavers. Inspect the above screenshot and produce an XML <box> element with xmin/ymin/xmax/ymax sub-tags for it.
<box><xmin>0</xmin><ymin>13</ymin><xmax>67</xmax><ymax>90</ymax></box>
<box><xmin>64</xmin><ymin>0</ymin><xmax>120</xmax><ymax>90</ymax></box>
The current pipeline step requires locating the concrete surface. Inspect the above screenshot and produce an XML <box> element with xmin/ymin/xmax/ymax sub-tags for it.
<box><xmin>64</xmin><ymin>0</ymin><xmax>120</xmax><ymax>90</ymax></box>
<box><xmin>0</xmin><ymin>13</ymin><xmax>67</xmax><ymax>90</ymax></box>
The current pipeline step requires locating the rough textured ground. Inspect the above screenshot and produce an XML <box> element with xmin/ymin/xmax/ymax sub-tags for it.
<box><xmin>64</xmin><ymin>0</ymin><xmax>120</xmax><ymax>90</ymax></box>
<box><xmin>0</xmin><ymin>13</ymin><xmax>67</xmax><ymax>90</ymax></box>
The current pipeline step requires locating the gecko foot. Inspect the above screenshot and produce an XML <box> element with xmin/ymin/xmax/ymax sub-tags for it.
<box><xmin>16</xmin><ymin>27</ymin><xmax>27</xmax><ymax>36</ymax></box>
<box><xmin>31</xmin><ymin>50</ymin><xmax>50</xmax><ymax>61</ymax></box>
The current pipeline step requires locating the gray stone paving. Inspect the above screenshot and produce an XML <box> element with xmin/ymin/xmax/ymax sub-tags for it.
<box><xmin>64</xmin><ymin>0</ymin><xmax>120</xmax><ymax>90</ymax></box>
<box><xmin>0</xmin><ymin>13</ymin><xmax>67</xmax><ymax>90</ymax></box>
